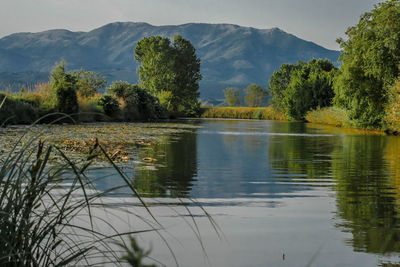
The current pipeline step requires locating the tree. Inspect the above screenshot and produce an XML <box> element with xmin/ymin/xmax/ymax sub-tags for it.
<box><xmin>283</xmin><ymin>59</ymin><xmax>336</xmax><ymax>120</ymax></box>
<box><xmin>244</xmin><ymin>84</ymin><xmax>267</xmax><ymax>107</ymax></box>
<box><xmin>333</xmin><ymin>0</ymin><xmax>400</xmax><ymax>128</ymax></box>
<box><xmin>223</xmin><ymin>87</ymin><xmax>241</xmax><ymax>107</ymax></box>
<box><xmin>72</xmin><ymin>69</ymin><xmax>107</xmax><ymax>98</ymax></box>
<box><xmin>269</xmin><ymin>62</ymin><xmax>304</xmax><ymax>112</ymax></box>
<box><xmin>134</xmin><ymin>35</ymin><xmax>202</xmax><ymax>114</ymax></box>
<box><xmin>50</xmin><ymin>61</ymin><xmax>79</xmax><ymax>115</ymax></box>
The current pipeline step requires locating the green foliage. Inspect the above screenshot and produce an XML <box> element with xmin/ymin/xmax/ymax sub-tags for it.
<box><xmin>384</xmin><ymin>81</ymin><xmax>400</xmax><ymax>132</ymax></box>
<box><xmin>108</xmin><ymin>81</ymin><xmax>165</xmax><ymax>121</ymax></box>
<box><xmin>283</xmin><ymin>59</ymin><xmax>336</xmax><ymax>120</ymax></box>
<box><xmin>269</xmin><ymin>59</ymin><xmax>336</xmax><ymax>120</ymax></box>
<box><xmin>333</xmin><ymin>0</ymin><xmax>400</xmax><ymax>128</ymax></box>
<box><xmin>305</xmin><ymin>106</ymin><xmax>351</xmax><ymax>127</ymax></box>
<box><xmin>244</xmin><ymin>84</ymin><xmax>267</xmax><ymax>107</ymax></box>
<box><xmin>269</xmin><ymin>62</ymin><xmax>304</xmax><ymax>111</ymax></box>
<box><xmin>72</xmin><ymin>69</ymin><xmax>107</xmax><ymax>98</ymax></box>
<box><xmin>99</xmin><ymin>95</ymin><xmax>120</xmax><ymax>117</ymax></box>
<box><xmin>223</xmin><ymin>87</ymin><xmax>241</xmax><ymax>107</ymax></box>
<box><xmin>0</xmin><ymin>93</ymin><xmax>39</xmax><ymax>124</ymax></box>
<box><xmin>134</xmin><ymin>35</ymin><xmax>202</xmax><ymax>115</ymax></box>
<box><xmin>50</xmin><ymin>61</ymin><xmax>79</xmax><ymax>115</ymax></box>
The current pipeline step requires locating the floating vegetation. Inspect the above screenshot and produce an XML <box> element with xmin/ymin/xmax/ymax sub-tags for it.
<box><xmin>0</xmin><ymin>122</ymin><xmax>200</xmax><ymax>166</ymax></box>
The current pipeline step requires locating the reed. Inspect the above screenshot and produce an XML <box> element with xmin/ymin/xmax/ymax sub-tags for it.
<box><xmin>305</xmin><ymin>107</ymin><xmax>351</xmax><ymax>127</ymax></box>
<box><xmin>201</xmin><ymin>107</ymin><xmax>287</xmax><ymax>121</ymax></box>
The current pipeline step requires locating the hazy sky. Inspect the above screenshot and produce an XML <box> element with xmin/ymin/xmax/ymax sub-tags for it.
<box><xmin>0</xmin><ymin>0</ymin><xmax>381</xmax><ymax>50</ymax></box>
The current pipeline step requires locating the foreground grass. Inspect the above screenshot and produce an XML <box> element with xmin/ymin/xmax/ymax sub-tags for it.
<box><xmin>201</xmin><ymin>107</ymin><xmax>287</xmax><ymax>121</ymax></box>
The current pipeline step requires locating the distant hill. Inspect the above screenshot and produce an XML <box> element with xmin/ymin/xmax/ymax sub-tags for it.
<box><xmin>0</xmin><ymin>22</ymin><xmax>340</xmax><ymax>99</ymax></box>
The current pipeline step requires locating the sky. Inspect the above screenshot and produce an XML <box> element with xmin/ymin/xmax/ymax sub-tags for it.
<box><xmin>0</xmin><ymin>0</ymin><xmax>381</xmax><ymax>50</ymax></box>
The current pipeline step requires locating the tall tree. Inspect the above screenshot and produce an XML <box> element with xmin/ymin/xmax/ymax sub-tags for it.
<box><xmin>283</xmin><ymin>59</ymin><xmax>336</xmax><ymax>120</ymax></box>
<box><xmin>223</xmin><ymin>87</ymin><xmax>241</xmax><ymax>107</ymax></box>
<box><xmin>50</xmin><ymin>61</ymin><xmax>79</xmax><ymax>115</ymax></box>
<box><xmin>334</xmin><ymin>0</ymin><xmax>400</xmax><ymax>128</ymax></box>
<box><xmin>134</xmin><ymin>35</ymin><xmax>202</xmax><ymax>114</ymax></box>
<box><xmin>244</xmin><ymin>84</ymin><xmax>267</xmax><ymax>107</ymax></box>
<box><xmin>269</xmin><ymin>62</ymin><xmax>304</xmax><ymax>112</ymax></box>
<box><xmin>72</xmin><ymin>69</ymin><xmax>107</xmax><ymax>98</ymax></box>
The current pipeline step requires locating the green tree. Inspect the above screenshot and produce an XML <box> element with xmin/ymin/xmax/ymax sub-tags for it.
<box><xmin>269</xmin><ymin>62</ymin><xmax>304</xmax><ymax>112</ymax></box>
<box><xmin>72</xmin><ymin>69</ymin><xmax>107</xmax><ymax>98</ymax></box>
<box><xmin>50</xmin><ymin>61</ymin><xmax>79</xmax><ymax>115</ymax></box>
<box><xmin>333</xmin><ymin>0</ymin><xmax>400</xmax><ymax>128</ymax></box>
<box><xmin>244</xmin><ymin>84</ymin><xmax>267</xmax><ymax>107</ymax></box>
<box><xmin>134</xmin><ymin>35</ymin><xmax>202</xmax><ymax>114</ymax></box>
<box><xmin>223</xmin><ymin>87</ymin><xmax>241</xmax><ymax>107</ymax></box>
<box><xmin>283</xmin><ymin>59</ymin><xmax>336</xmax><ymax>120</ymax></box>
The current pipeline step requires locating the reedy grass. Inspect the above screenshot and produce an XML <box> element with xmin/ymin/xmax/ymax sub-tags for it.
<box><xmin>0</xmin><ymin>114</ymin><xmax>220</xmax><ymax>266</ymax></box>
<box><xmin>305</xmin><ymin>106</ymin><xmax>351</xmax><ymax>127</ymax></box>
<box><xmin>201</xmin><ymin>107</ymin><xmax>287</xmax><ymax>121</ymax></box>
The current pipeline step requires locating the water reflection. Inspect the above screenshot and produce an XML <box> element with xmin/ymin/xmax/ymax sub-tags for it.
<box><xmin>333</xmin><ymin>135</ymin><xmax>400</xmax><ymax>254</ymax></box>
<box><xmin>94</xmin><ymin>119</ymin><xmax>400</xmax><ymax>260</ymax></box>
<box><xmin>133</xmin><ymin>132</ymin><xmax>198</xmax><ymax>197</ymax></box>
<box><xmin>268</xmin><ymin>122</ymin><xmax>335</xmax><ymax>183</ymax></box>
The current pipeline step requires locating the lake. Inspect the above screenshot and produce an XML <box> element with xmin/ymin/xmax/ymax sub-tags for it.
<box><xmin>89</xmin><ymin>119</ymin><xmax>400</xmax><ymax>266</ymax></box>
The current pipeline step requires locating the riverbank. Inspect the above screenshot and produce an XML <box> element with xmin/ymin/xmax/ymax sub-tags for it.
<box><xmin>201</xmin><ymin>107</ymin><xmax>287</xmax><ymax>121</ymax></box>
<box><xmin>201</xmin><ymin>106</ymin><xmax>396</xmax><ymax>135</ymax></box>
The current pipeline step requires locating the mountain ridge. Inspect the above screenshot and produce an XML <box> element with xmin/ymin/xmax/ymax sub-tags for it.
<box><xmin>0</xmin><ymin>22</ymin><xmax>340</xmax><ymax>99</ymax></box>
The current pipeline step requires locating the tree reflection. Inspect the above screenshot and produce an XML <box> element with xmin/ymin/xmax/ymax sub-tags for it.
<box><xmin>268</xmin><ymin>122</ymin><xmax>335</xmax><ymax>181</ymax></box>
<box><xmin>133</xmin><ymin>132</ymin><xmax>198</xmax><ymax>198</ymax></box>
<box><xmin>333</xmin><ymin>135</ymin><xmax>400</xmax><ymax>253</ymax></box>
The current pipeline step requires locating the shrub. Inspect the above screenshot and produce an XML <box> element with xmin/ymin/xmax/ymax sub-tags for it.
<box><xmin>384</xmin><ymin>81</ymin><xmax>400</xmax><ymax>133</ymax></box>
<box><xmin>99</xmin><ymin>95</ymin><xmax>120</xmax><ymax>117</ymax></box>
<box><xmin>0</xmin><ymin>93</ymin><xmax>39</xmax><ymax>125</ymax></box>
<box><xmin>305</xmin><ymin>106</ymin><xmax>351</xmax><ymax>127</ymax></box>
<box><xmin>108</xmin><ymin>81</ymin><xmax>166</xmax><ymax>121</ymax></box>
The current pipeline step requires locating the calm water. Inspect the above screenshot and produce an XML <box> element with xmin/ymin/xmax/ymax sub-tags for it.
<box><xmin>99</xmin><ymin>119</ymin><xmax>400</xmax><ymax>266</ymax></box>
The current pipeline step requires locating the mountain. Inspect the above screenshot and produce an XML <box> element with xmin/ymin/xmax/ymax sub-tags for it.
<box><xmin>0</xmin><ymin>22</ymin><xmax>340</xmax><ymax>99</ymax></box>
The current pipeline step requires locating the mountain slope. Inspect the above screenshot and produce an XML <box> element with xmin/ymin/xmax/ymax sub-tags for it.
<box><xmin>0</xmin><ymin>22</ymin><xmax>340</xmax><ymax>99</ymax></box>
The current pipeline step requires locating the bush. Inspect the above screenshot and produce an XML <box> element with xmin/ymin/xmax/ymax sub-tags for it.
<box><xmin>99</xmin><ymin>95</ymin><xmax>120</xmax><ymax>117</ymax></box>
<box><xmin>0</xmin><ymin>93</ymin><xmax>39</xmax><ymax>125</ymax></box>
<box><xmin>305</xmin><ymin>106</ymin><xmax>351</xmax><ymax>127</ymax></box>
<box><xmin>78</xmin><ymin>94</ymin><xmax>104</xmax><ymax>122</ymax></box>
<box><xmin>108</xmin><ymin>81</ymin><xmax>166</xmax><ymax>121</ymax></box>
<box><xmin>384</xmin><ymin>81</ymin><xmax>400</xmax><ymax>133</ymax></box>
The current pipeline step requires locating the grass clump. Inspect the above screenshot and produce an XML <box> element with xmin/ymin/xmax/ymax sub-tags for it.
<box><xmin>201</xmin><ymin>107</ymin><xmax>286</xmax><ymax>121</ymax></box>
<box><xmin>305</xmin><ymin>106</ymin><xmax>351</xmax><ymax>127</ymax></box>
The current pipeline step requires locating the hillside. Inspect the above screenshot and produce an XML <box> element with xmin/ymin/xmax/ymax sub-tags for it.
<box><xmin>0</xmin><ymin>22</ymin><xmax>340</xmax><ymax>99</ymax></box>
